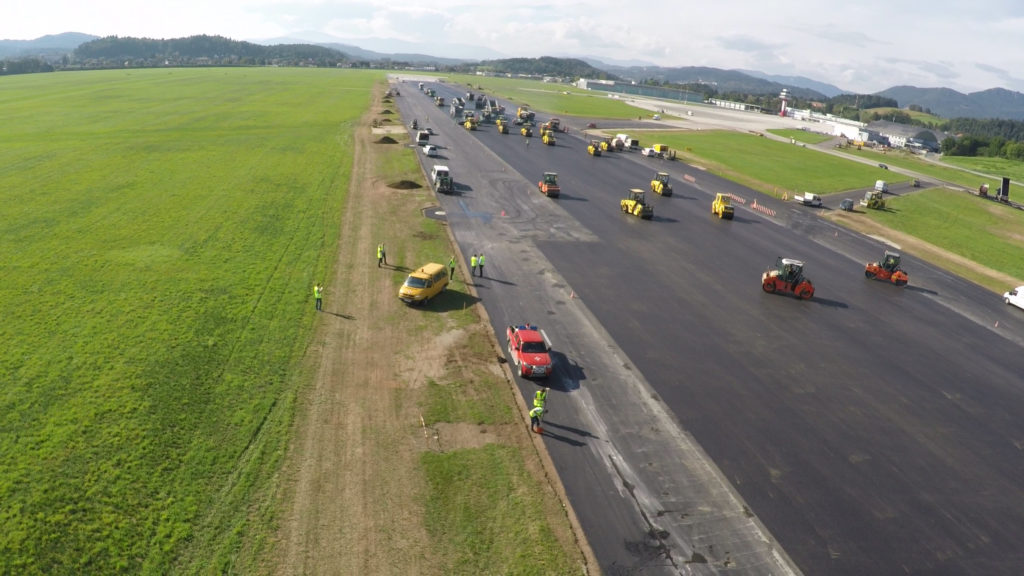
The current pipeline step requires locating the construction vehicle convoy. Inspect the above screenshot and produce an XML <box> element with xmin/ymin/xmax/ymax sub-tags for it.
<box><xmin>650</xmin><ymin>172</ymin><xmax>673</xmax><ymax>196</ymax></box>
<box><xmin>588</xmin><ymin>140</ymin><xmax>602</xmax><ymax>156</ymax></box>
<box><xmin>621</xmin><ymin>188</ymin><xmax>654</xmax><ymax>219</ymax></box>
<box><xmin>538</xmin><ymin>172</ymin><xmax>560</xmax><ymax>198</ymax></box>
<box><xmin>540</xmin><ymin>118</ymin><xmax>561</xmax><ymax>133</ymax></box>
<box><xmin>712</xmin><ymin>193</ymin><xmax>735</xmax><ymax>220</ymax></box>
<box><xmin>865</xmin><ymin>251</ymin><xmax>909</xmax><ymax>286</ymax></box>
<box><xmin>762</xmin><ymin>257</ymin><xmax>814</xmax><ymax>300</ymax></box>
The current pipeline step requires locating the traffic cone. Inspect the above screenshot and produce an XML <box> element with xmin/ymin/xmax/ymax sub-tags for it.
<box><xmin>501</xmin><ymin>210</ymin><xmax>506</xmax><ymax>217</ymax></box>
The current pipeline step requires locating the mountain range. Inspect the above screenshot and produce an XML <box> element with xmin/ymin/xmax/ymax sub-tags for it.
<box><xmin>5</xmin><ymin>32</ymin><xmax>1024</xmax><ymax>120</ymax></box>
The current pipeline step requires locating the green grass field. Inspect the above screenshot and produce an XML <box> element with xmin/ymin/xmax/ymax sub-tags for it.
<box><xmin>0</xmin><ymin>67</ymin><xmax>582</xmax><ymax>575</ymax></box>
<box><xmin>941</xmin><ymin>155</ymin><xmax>1024</xmax><ymax>183</ymax></box>
<box><xmin>634</xmin><ymin>130</ymin><xmax>906</xmax><ymax>196</ymax></box>
<box><xmin>0</xmin><ymin>67</ymin><xmax>376</xmax><ymax>574</ymax></box>
<box><xmin>866</xmin><ymin>188</ymin><xmax>1024</xmax><ymax>285</ymax></box>
<box><xmin>861</xmin><ymin>107</ymin><xmax>944</xmax><ymax>126</ymax></box>
<box><xmin>767</xmin><ymin>129</ymin><xmax>834</xmax><ymax>145</ymax></box>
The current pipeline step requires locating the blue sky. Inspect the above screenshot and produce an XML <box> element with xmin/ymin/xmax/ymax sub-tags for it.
<box><xmin>6</xmin><ymin>0</ymin><xmax>1024</xmax><ymax>94</ymax></box>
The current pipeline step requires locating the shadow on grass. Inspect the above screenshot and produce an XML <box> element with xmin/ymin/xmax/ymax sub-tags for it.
<box><xmin>421</xmin><ymin>289</ymin><xmax>481</xmax><ymax>312</ymax></box>
<box><xmin>325</xmin><ymin>310</ymin><xmax>355</xmax><ymax>320</ymax></box>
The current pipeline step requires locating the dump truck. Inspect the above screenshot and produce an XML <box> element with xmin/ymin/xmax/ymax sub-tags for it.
<box><xmin>650</xmin><ymin>172</ymin><xmax>673</xmax><ymax>196</ymax></box>
<box><xmin>621</xmin><ymin>188</ymin><xmax>654</xmax><ymax>219</ymax></box>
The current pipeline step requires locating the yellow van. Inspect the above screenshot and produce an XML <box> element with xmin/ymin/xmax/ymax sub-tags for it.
<box><xmin>398</xmin><ymin>262</ymin><xmax>449</xmax><ymax>305</ymax></box>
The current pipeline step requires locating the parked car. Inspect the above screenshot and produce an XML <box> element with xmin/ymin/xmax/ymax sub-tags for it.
<box><xmin>1004</xmin><ymin>286</ymin><xmax>1024</xmax><ymax>311</ymax></box>
<box><xmin>422</xmin><ymin>144</ymin><xmax>437</xmax><ymax>157</ymax></box>
<box><xmin>878</xmin><ymin>163</ymin><xmax>889</xmax><ymax>170</ymax></box>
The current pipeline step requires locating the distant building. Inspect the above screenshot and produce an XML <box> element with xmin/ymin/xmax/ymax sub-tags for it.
<box><xmin>867</xmin><ymin>120</ymin><xmax>948</xmax><ymax>151</ymax></box>
<box><xmin>707</xmin><ymin>98</ymin><xmax>762</xmax><ymax>113</ymax></box>
<box><xmin>576</xmin><ymin>78</ymin><xmax>703</xmax><ymax>103</ymax></box>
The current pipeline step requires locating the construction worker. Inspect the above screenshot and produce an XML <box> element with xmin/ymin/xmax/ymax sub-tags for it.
<box><xmin>529</xmin><ymin>405</ymin><xmax>545</xmax><ymax>433</ymax></box>
<box><xmin>377</xmin><ymin>242</ymin><xmax>385</xmax><ymax>267</ymax></box>
<box><xmin>448</xmin><ymin>255</ymin><xmax>456</xmax><ymax>281</ymax></box>
<box><xmin>533</xmin><ymin>387</ymin><xmax>548</xmax><ymax>409</ymax></box>
<box><xmin>313</xmin><ymin>283</ymin><xmax>324</xmax><ymax>311</ymax></box>
<box><xmin>470</xmin><ymin>254</ymin><xmax>478</xmax><ymax>276</ymax></box>
<box><xmin>477</xmin><ymin>252</ymin><xmax>485</xmax><ymax>277</ymax></box>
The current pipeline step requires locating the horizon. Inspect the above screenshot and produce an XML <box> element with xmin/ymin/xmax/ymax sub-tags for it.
<box><xmin>4</xmin><ymin>0</ymin><xmax>1024</xmax><ymax>94</ymax></box>
<box><xmin>5</xmin><ymin>30</ymin><xmax>1024</xmax><ymax>99</ymax></box>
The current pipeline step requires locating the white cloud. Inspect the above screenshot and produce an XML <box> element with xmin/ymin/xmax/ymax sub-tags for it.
<box><xmin>5</xmin><ymin>0</ymin><xmax>1024</xmax><ymax>93</ymax></box>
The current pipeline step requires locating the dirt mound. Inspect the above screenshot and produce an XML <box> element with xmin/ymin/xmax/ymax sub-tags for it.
<box><xmin>380</xmin><ymin>109</ymin><xmax>393</xmax><ymax>115</ymax></box>
<box><xmin>388</xmin><ymin>180</ymin><xmax>422</xmax><ymax>190</ymax></box>
<box><xmin>375</xmin><ymin>136</ymin><xmax>398</xmax><ymax>144</ymax></box>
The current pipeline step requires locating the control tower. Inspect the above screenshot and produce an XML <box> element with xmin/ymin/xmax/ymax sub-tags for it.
<box><xmin>779</xmin><ymin>88</ymin><xmax>790</xmax><ymax>117</ymax></box>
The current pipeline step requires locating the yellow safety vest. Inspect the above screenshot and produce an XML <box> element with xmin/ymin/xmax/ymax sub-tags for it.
<box><xmin>478</xmin><ymin>254</ymin><xmax>485</xmax><ymax>265</ymax></box>
<box><xmin>470</xmin><ymin>256</ymin><xmax>478</xmax><ymax>267</ymax></box>
<box><xmin>533</xmin><ymin>390</ymin><xmax>546</xmax><ymax>408</ymax></box>
<box><xmin>314</xmin><ymin>286</ymin><xmax>322</xmax><ymax>298</ymax></box>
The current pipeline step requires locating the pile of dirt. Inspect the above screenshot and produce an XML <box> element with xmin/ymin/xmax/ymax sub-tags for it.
<box><xmin>388</xmin><ymin>180</ymin><xmax>422</xmax><ymax>190</ymax></box>
<box><xmin>380</xmin><ymin>109</ymin><xmax>393</xmax><ymax>115</ymax></box>
<box><xmin>374</xmin><ymin>136</ymin><xmax>398</xmax><ymax>144</ymax></box>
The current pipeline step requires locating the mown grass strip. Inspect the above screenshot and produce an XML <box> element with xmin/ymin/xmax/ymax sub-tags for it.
<box><xmin>422</xmin><ymin>444</ymin><xmax>580</xmax><ymax>576</ymax></box>
<box><xmin>633</xmin><ymin>129</ymin><xmax>906</xmax><ymax>196</ymax></box>
<box><xmin>865</xmin><ymin>188</ymin><xmax>1024</xmax><ymax>283</ymax></box>
<box><xmin>0</xmin><ymin>67</ymin><xmax>379</xmax><ymax>574</ymax></box>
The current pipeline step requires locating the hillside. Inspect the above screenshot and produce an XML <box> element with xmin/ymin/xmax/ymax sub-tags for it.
<box><xmin>451</xmin><ymin>56</ymin><xmax>616</xmax><ymax>80</ymax></box>
<box><xmin>0</xmin><ymin>32</ymin><xmax>97</xmax><ymax>58</ymax></box>
<box><xmin>593</xmin><ymin>64</ymin><xmax>828</xmax><ymax>99</ymax></box>
<box><xmin>878</xmin><ymin>86</ymin><xmax>1024</xmax><ymax>120</ymax></box>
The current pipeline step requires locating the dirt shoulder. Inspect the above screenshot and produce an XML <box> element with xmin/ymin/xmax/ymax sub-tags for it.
<box><xmin>271</xmin><ymin>84</ymin><xmax>592</xmax><ymax>575</ymax></box>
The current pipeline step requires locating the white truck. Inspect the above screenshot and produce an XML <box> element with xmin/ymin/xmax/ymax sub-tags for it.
<box><xmin>615</xmin><ymin>134</ymin><xmax>640</xmax><ymax>151</ymax></box>
<box><xmin>875</xmin><ymin>180</ymin><xmax>888</xmax><ymax>193</ymax></box>
<box><xmin>793</xmin><ymin>192</ymin><xmax>822</xmax><ymax>207</ymax></box>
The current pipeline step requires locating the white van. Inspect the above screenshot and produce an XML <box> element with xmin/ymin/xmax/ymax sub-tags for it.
<box><xmin>431</xmin><ymin>165</ymin><xmax>450</xmax><ymax>184</ymax></box>
<box><xmin>416</xmin><ymin>130</ymin><xmax>430</xmax><ymax>146</ymax></box>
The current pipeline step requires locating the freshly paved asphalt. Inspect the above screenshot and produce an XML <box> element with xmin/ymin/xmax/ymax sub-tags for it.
<box><xmin>394</xmin><ymin>78</ymin><xmax>1024</xmax><ymax>575</ymax></box>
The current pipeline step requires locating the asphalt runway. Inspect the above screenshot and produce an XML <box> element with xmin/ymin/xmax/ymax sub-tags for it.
<box><xmin>394</xmin><ymin>79</ymin><xmax>1024</xmax><ymax>575</ymax></box>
